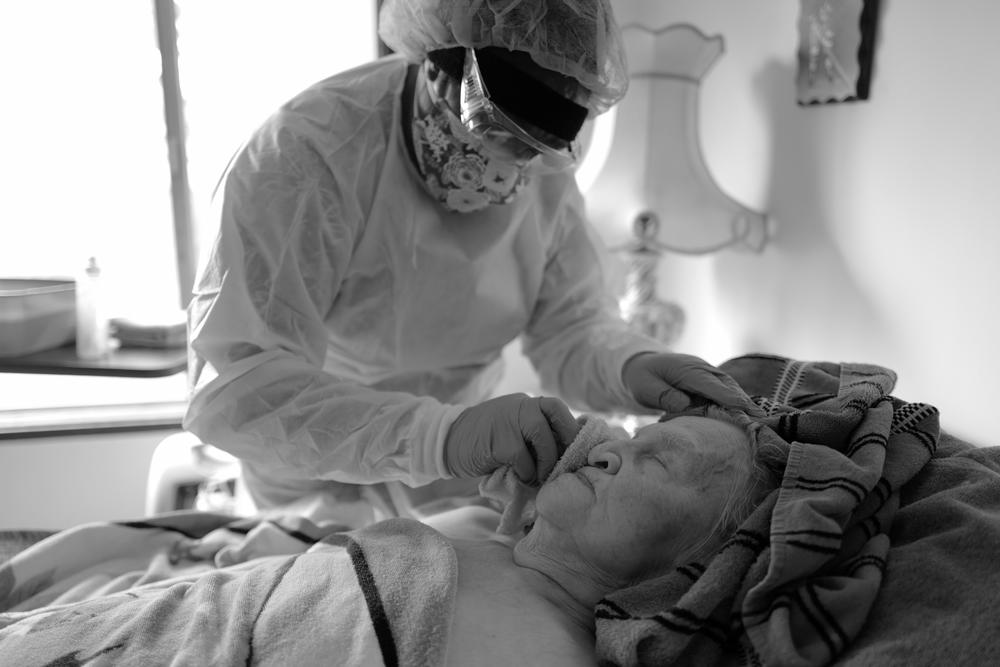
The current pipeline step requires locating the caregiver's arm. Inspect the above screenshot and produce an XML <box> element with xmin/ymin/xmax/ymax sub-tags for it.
<box><xmin>520</xmin><ymin>177</ymin><xmax>666</xmax><ymax>414</ymax></box>
<box><xmin>185</xmin><ymin>122</ymin><xmax>462</xmax><ymax>487</ymax></box>
<box><xmin>522</xmin><ymin>177</ymin><xmax>758</xmax><ymax>416</ymax></box>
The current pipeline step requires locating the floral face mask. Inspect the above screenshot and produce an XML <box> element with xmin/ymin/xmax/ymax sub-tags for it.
<box><xmin>410</xmin><ymin>96</ymin><xmax>532</xmax><ymax>213</ymax></box>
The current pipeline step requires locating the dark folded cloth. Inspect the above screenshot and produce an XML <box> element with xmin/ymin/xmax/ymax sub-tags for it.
<box><xmin>596</xmin><ymin>353</ymin><xmax>942</xmax><ymax>666</ymax></box>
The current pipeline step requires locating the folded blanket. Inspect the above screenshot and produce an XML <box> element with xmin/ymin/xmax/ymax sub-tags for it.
<box><xmin>0</xmin><ymin>514</ymin><xmax>456</xmax><ymax>666</ymax></box>
<box><xmin>479</xmin><ymin>415</ymin><xmax>629</xmax><ymax>535</ymax></box>
<box><xmin>595</xmin><ymin>354</ymin><xmax>941</xmax><ymax>666</ymax></box>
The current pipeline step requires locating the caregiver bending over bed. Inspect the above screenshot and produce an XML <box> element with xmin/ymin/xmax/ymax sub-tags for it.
<box><xmin>182</xmin><ymin>0</ymin><xmax>758</xmax><ymax>525</ymax></box>
<box><xmin>0</xmin><ymin>414</ymin><xmax>775</xmax><ymax>666</ymax></box>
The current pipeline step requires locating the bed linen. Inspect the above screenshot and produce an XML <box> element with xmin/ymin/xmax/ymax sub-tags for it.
<box><xmin>0</xmin><ymin>531</ymin><xmax>55</xmax><ymax>567</ymax></box>
<box><xmin>0</xmin><ymin>513</ymin><xmax>455</xmax><ymax>666</ymax></box>
<box><xmin>596</xmin><ymin>353</ymin><xmax>1000</xmax><ymax>666</ymax></box>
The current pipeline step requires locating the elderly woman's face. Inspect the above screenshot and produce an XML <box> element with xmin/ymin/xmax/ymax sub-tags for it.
<box><xmin>534</xmin><ymin>416</ymin><xmax>749</xmax><ymax>579</ymax></box>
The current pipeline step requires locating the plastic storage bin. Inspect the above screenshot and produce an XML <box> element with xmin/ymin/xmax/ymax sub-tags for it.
<box><xmin>0</xmin><ymin>279</ymin><xmax>76</xmax><ymax>357</ymax></box>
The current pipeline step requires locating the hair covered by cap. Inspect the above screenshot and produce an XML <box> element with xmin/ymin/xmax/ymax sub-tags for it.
<box><xmin>377</xmin><ymin>0</ymin><xmax>629</xmax><ymax>115</ymax></box>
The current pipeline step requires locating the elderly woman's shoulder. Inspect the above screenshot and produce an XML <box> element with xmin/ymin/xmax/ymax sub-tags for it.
<box><xmin>446</xmin><ymin>535</ymin><xmax>598</xmax><ymax>667</ymax></box>
<box><xmin>417</xmin><ymin>506</ymin><xmax>596</xmax><ymax>665</ymax></box>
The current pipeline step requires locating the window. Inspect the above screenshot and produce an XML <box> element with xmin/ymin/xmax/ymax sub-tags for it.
<box><xmin>1</xmin><ymin>2</ymin><xmax>377</xmax><ymax>432</ymax></box>
<box><xmin>174</xmin><ymin>0</ymin><xmax>378</xmax><ymax>268</ymax></box>
<box><xmin>2</xmin><ymin>1</ymin><xmax>179</xmax><ymax>315</ymax></box>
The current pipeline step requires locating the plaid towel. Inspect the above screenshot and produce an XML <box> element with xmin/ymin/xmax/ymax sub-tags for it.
<box><xmin>595</xmin><ymin>354</ymin><xmax>940</xmax><ymax>666</ymax></box>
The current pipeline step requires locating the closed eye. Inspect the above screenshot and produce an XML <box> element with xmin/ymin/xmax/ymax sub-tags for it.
<box><xmin>639</xmin><ymin>451</ymin><xmax>668</xmax><ymax>470</ymax></box>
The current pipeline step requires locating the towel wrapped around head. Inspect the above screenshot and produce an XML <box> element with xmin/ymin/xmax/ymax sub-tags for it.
<box><xmin>479</xmin><ymin>414</ymin><xmax>629</xmax><ymax>535</ymax></box>
<box><xmin>594</xmin><ymin>354</ymin><xmax>941</xmax><ymax>667</ymax></box>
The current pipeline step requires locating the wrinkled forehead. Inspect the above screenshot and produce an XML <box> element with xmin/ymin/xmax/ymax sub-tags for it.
<box><xmin>661</xmin><ymin>403</ymin><xmax>758</xmax><ymax>432</ymax></box>
<box><xmin>642</xmin><ymin>414</ymin><xmax>754</xmax><ymax>471</ymax></box>
<box><xmin>643</xmin><ymin>414</ymin><xmax>744</xmax><ymax>443</ymax></box>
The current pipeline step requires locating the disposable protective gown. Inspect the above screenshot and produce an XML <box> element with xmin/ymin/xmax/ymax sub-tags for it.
<box><xmin>184</xmin><ymin>56</ymin><xmax>665</xmax><ymax>506</ymax></box>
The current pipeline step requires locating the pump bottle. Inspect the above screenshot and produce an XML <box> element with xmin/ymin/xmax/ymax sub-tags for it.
<box><xmin>75</xmin><ymin>257</ymin><xmax>110</xmax><ymax>359</ymax></box>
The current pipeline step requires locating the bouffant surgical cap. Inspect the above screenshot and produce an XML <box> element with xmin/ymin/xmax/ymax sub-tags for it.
<box><xmin>377</xmin><ymin>0</ymin><xmax>629</xmax><ymax>115</ymax></box>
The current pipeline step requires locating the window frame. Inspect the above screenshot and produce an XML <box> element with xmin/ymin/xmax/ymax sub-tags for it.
<box><xmin>154</xmin><ymin>0</ymin><xmax>197</xmax><ymax>309</ymax></box>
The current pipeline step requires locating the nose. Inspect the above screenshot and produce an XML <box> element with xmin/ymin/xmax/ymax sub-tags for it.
<box><xmin>587</xmin><ymin>446</ymin><xmax>622</xmax><ymax>474</ymax></box>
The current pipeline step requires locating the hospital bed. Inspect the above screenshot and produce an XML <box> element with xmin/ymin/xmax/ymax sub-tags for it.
<box><xmin>144</xmin><ymin>431</ymin><xmax>249</xmax><ymax>516</ymax></box>
<box><xmin>0</xmin><ymin>433</ymin><xmax>245</xmax><ymax>567</ymax></box>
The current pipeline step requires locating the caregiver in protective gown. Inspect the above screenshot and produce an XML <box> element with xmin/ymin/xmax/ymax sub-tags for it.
<box><xmin>184</xmin><ymin>0</ymin><xmax>757</xmax><ymax>523</ymax></box>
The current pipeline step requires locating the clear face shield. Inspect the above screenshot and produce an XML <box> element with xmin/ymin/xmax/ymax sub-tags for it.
<box><xmin>458</xmin><ymin>49</ymin><xmax>582</xmax><ymax>169</ymax></box>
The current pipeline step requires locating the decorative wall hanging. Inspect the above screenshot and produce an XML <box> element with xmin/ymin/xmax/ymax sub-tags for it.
<box><xmin>796</xmin><ymin>0</ymin><xmax>880</xmax><ymax>105</ymax></box>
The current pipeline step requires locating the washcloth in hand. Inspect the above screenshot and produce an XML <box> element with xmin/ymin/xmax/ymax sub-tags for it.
<box><xmin>479</xmin><ymin>414</ymin><xmax>628</xmax><ymax>535</ymax></box>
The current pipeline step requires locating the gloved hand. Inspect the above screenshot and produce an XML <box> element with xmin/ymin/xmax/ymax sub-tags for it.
<box><xmin>622</xmin><ymin>352</ymin><xmax>763</xmax><ymax>416</ymax></box>
<box><xmin>443</xmin><ymin>393</ymin><xmax>580</xmax><ymax>486</ymax></box>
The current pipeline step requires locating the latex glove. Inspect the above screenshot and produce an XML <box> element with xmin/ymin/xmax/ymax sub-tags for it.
<box><xmin>622</xmin><ymin>352</ymin><xmax>763</xmax><ymax>416</ymax></box>
<box><xmin>444</xmin><ymin>393</ymin><xmax>580</xmax><ymax>486</ymax></box>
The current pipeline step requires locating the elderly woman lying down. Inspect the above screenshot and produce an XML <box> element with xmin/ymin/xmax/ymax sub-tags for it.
<box><xmin>4</xmin><ymin>355</ymin><xmax>999</xmax><ymax>666</ymax></box>
<box><xmin>0</xmin><ymin>414</ymin><xmax>774</xmax><ymax>666</ymax></box>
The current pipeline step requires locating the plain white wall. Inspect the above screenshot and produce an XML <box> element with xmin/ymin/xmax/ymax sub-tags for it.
<box><xmin>563</xmin><ymin>0</ymin><xmax>998</xmax><ymax>446</ymax></box>
<box><xmin>0</xmin><ymin>430</ymin><xmax>169</xmax><ymax>530</ymax></box>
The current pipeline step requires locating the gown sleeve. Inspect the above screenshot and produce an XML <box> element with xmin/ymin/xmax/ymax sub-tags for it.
<box><xmin>520</xmin><ymin>179</ymin><xmax>669</xmax><ymax>414</ymax></box>
<box><xmin>184</xmin><ymin>120</ymin><xmax>463</xmax><ymax>487</ymax></box>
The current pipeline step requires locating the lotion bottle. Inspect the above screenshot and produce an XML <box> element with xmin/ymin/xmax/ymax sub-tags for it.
<box><xmin>75</xmin><ymin>256</ymin><xmax>110</xmax><ymax>359</ymax></box>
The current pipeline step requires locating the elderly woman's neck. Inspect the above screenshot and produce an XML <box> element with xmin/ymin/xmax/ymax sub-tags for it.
<box><xmin>512</xmin><ymin>530</ymin><xmax>620</xmax><ymax>633</ymax></box>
